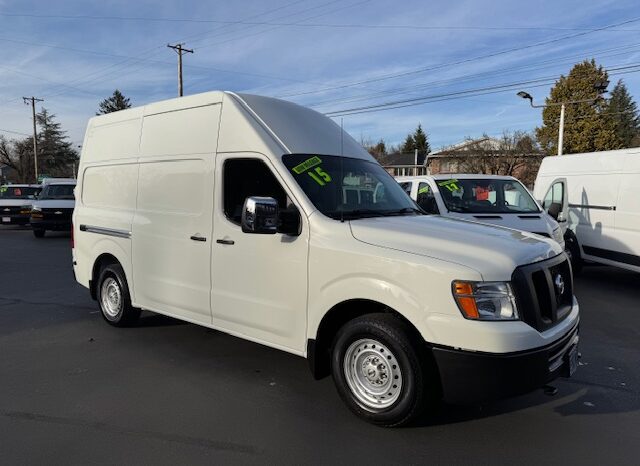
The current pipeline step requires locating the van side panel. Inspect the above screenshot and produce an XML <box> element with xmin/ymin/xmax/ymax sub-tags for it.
<box><xmin>611</xmin><ymin>156</ymin><xmax>640</xmax><ymax>270</ymax></box>
<box><xmin>131</xmin><ymin>104</ymin><xmax>220</xmax><ymax>324</ymax></box>
<box><xmin>74</xmin><ymin>162</ymin><xmax>139</xmax><ymax>291</ymax></box>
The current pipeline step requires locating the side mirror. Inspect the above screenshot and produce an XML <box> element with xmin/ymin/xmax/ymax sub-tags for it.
<box><xmin>241</xmin><ymin>197</ymin><xmax>278</xmax><ymax>234</ymax></box>
<box><xmin>557</xmin><ymin>211</ymin><xmax>566</xmax><ymax>223</ymax></box>
<box><xmin>547</xmin><ymin>202</ymin><xmax>561</xmax><ymax>220</ymax></box>
<box><xmin>278</xmin><ymin>206</ymin><xmax>302</xmax><ymax>236</ymax></box>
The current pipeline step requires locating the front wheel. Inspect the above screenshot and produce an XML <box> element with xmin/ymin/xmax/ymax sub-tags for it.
<box><xmin>565</xmin><ymin>233</ymin><xmax>583</xmax><ymax>274</ymax></box>
<box><xmin>97</xmin><ymin>263</ymin><xmax>140</xmax><ymax>327</ymax></box>
<box><xmin>331</xmin><ymin>314</ymin><xmax>438</xmax><ymax>427</ymax></box>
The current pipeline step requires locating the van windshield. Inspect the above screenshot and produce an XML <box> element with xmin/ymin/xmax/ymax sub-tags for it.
<box><xmin>39</xmin><ymin>184</ymin><xmax>75</xmax><ymax>200</ymax></box>
<box><xmin>436</xmin><ymin>178</ymin><xmax>541</xmax><ymax>214</ymax></box>
<box><xmin>0</xmin><ymin>186</ymin><xmax>40</xmax><ymax>199</ymax></box>
<box><xmin>282</xmin><ymin>154</ymin><xmax>421</xmax><ymax>219</ymax></box>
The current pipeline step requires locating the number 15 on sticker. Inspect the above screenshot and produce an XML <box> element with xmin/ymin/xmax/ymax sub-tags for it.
<box><xmin>308</xmin><ymin>167</ymin><xmax>332</xmax><ymax>186</ymax></box>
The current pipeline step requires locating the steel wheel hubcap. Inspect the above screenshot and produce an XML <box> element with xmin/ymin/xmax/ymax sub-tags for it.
<box><xmin>101</xmin><ymin>277</ymin><xmax>122</xmax><ymax>318</ymax></box>
<box><xmin>344</xmin><ymin>338</ymin><xmax>403</xmax><ymax>411</ymax></box>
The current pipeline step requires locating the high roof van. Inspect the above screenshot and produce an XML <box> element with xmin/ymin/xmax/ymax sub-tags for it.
<box><xmin>73</xmin><ymin>91</ymin><xmax>579</xmax><ymax>426</ymax></box>
<box><xmin>533</xmin><ymin>148</ymin><xmax>640</xmax><ymax>273</ymax></box>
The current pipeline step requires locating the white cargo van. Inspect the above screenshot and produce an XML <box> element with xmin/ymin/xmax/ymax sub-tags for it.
<box><xmin>73</xmin><ymin>91</ymin><xmax>580</xmax><ymax>426</ymax></box>
<box><xmin>534</xmin><ymin>149</ymin><xmax>640</xmax><ymax>273</ymax></box>
<box><xmin>397</xmin><ymin>175</ymin><xmax>564</xmax><ymax>247</ymax></box>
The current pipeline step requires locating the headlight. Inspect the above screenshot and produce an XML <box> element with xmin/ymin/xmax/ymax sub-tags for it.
<box><xmin>31</xmin><ymin>206</ymin><xmax>42</xmax><ymax>212</ymax></box>
<box><xmin>552</xmin><ymin>227</ymin><xmax>563</xmax><ymax>243</ymax></box>
<box><xmin>20</xmin><ymin>205</ymin><xmax>32</xmax><ymax>214</ymax></box>
<box><xmin>452</xmin><ymin>281</ymin><xmax>519</xmax><ymax>321</ymax></box>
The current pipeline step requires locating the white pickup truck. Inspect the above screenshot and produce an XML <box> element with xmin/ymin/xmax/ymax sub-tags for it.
<box><xmin>397</xmin><ymin>175</ymin><xmax>564</xmax><ymax>247</ymax></box>
<box><xmin>73</xmin><ymin>91</ymin><xmax>580</xmax><ymax>426</ymax></box>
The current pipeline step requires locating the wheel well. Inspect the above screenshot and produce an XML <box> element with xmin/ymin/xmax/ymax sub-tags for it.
<box><xmin>308</xmin><ymin>299</ymin><xmax>424</xmax><ymax>380</ymax></box>
<box><xmin>89</xmin><ymin>253</ymin><xmax>120</xmax><ymax>300</ymax></box>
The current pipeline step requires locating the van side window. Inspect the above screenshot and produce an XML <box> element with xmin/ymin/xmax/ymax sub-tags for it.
<box><xmin>223</xmin><ymin>159</ymin><xmax>288</xmax><ymax>225</ymax></box>
<box><xmin>416</xmin><ymin>182</ymin><xmax>439</xmax><ymax>214</ymax></box>
<box><xmin>543</xmin><ymin>182</ymin><xmax>564</xmax><ymax>209</ymax></box>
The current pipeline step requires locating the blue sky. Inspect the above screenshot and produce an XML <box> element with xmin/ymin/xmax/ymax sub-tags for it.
<box><xmin>1</xmin><ymin>0</ymin><xmax>639</xmax><ymax>151</ymax></box>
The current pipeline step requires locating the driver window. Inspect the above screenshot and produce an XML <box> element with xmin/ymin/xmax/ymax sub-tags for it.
<box><xmin>416</xmin><ymin>182</ymin><xmax>439</xmax><ymax>214</ymax></box>
<box><xmin>543</xmin><ymin>182</ymin><xmax>564</xmax><ymax>209</ymax></box>
<box><xmin>223</xmin><ymin>158</ymin><xmax>288</xmax><ymax>225</ymax></box>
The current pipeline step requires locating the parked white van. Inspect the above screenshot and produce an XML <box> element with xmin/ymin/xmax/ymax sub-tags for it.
<box><xmin>30</xmin><ymin>178</ymin><xmax>76</xmax><ymax>238</ymax></box>
<box><xmin>73</xmin><ymin>91</ymin><xmax>579</xmax><ymax>426</ymax></box>
<box><xmin>534</xmin><ymin>148</ymin><xmax>640</xmax><ymax>273</ymax></box>
<box><xmin>397</xmin><ymin>175</ymin><xmax>564</xmax><ymax>247</ymax></box>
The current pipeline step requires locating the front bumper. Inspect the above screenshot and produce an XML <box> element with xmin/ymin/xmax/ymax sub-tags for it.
<box><xmin>432</xmin><ymin>321</ymin><xmax>579</xmax><ymax>404</ymax></box>
<box><xmin>1</xmin><ymin>213</ymin><xmax>30</xmax><ymax>225</ymax></box>
<box><xmin>30</xmin><ymin>217</ymin><xmax>72</xmax><ymax>231</ymax></box>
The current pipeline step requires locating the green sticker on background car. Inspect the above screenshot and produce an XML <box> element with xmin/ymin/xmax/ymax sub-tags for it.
<box><xmin>418</xmin><ymin>185</ymin><xmax>430</xmax><ymax>194</ymax></box>
<box><xmin>292</xmin><ymin>156</ymin><xmax>322</xmax><ymax>174</ymax></box>
<box><xmin>437</xmin><ymin>179</ymin><xmax>460</xmax><ymax>192</ymax></box>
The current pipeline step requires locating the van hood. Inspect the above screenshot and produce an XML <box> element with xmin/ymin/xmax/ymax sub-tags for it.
<box><xmin>446</xmin><ymin>212</ymin><xmax>555</xmax><ymax>234</ymax></box>
<box><xmin>349</xmin><ymin>215</ymin><xmax>562</xmax><ymax>280</ymax></box>
<box><xmin>0</xmin><ymin>199</ymin><xmax>34</xmax><ymax>207</ymax></box>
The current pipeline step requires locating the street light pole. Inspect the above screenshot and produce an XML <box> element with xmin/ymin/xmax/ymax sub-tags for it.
<box><xmin>516</xmin><ymin>80</ymin><xmax>608</xmax><ymax>156</ymax></box>
<box><xmin>558</xmin><ymin>103</ymin><xmax>565</xmax><ymax>156</ymax></box>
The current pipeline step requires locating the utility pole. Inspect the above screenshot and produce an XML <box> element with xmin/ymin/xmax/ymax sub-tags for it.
<box><xmin>23</xmin><ymin>96</ymin><xmax>44</xmax><ymax>182</ymax></box>
<box><xmin>167</xmin><ymin>43</ymin><xmax>193</xmax><ymax>97</ymax></box>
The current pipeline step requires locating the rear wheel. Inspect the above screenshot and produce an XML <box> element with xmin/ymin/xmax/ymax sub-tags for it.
<box><xmin>97</xmin><ymin>263</ymin><xmax>140</xmax><ymax>327</ymax></box>
<box><xmin>33</xmin><ymin>229</ymin><xmax>45</xmax><ymax>238</ymax></box>
<box><xmin>331</xmin><ymin>313</ymin><xmax>438</xmax><ymax>427</ymax></box>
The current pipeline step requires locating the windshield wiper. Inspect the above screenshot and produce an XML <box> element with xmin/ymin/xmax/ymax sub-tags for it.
<box><xmin>377</xmin><ymin>207</ymin><xmax>424</xmax><ymax>216</ymax></box>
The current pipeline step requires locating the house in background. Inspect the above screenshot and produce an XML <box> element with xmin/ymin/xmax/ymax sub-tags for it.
<box><xmin>379</xmin><ymin>152</ymin><xmax>429</xmax><ymax>176</ymax></box>
<box><xmin>0</xmin><ymin>164</ymin><xmax>18</xmax><ymax>184</ymax></box>
<box><xmin>381</xmin><ymin>137</ymin><xmax>543</xmax><ymax>187</ymax></box>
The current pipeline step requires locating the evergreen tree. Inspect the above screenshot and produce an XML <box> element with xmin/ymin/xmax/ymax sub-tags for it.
<box><xmin>400</xmin><ymin>124</ymin><xmax>431</xmax><ymax>155</ymax></box>
<box><xmin>412</xmin><ymin>124</ymin><xmax>431</xmax><ymax>155</ymax></box>
<box><xmin>535</xmin><ymin>59</ymin><xmax>618</xmax><ymax>154</ymax></box>
<box><xmin>97</xmin><ymin>89</ymin><xmax>131</xmax><ymax>115</ymax></box>
<box><xmin>607</xmin><ymin>80</ymin><xmax>640</xmax><ymax>148</ymax></box>
<box><xmin>36</xmin><ymin>108</ymin><xmax>78</xmax><ymax>177</ymax></box>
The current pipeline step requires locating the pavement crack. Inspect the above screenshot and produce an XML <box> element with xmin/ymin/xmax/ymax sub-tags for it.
<box><xmin>1</xmin><ymin>409</ymin><xmax>260</xmax><ymax>455</ymax></box>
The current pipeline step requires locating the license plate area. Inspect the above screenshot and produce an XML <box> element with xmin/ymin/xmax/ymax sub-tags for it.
<box><xmin>2</xmin><ymin>216</ymin><xmax>10</xmax><ymax>222</ymax></box>
<box><xmin>562</xmin><ymin>344</ymin><xmax>579</xmax><ymax>377</ymax></box>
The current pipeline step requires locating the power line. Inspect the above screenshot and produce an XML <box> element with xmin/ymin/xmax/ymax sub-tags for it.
<box><xmin>277</xmin><ymin>16</ymin><xmax>640</xmax><ymax>98</ymax></box>
<box><xmin>3</xmin><ymin>12</ymin><xmax>640</xmax><ymax>33</ymax></box>
<box><xmin>324</xmin><ymin>65</ymin><xmax>640</xmax><ymax>117</ymax></box>
<box><xmin>308</xmin><ymin>42</ymin><xmax>640</xmax><ymax>109</ymax></box>
<box><xmin>0</xmin><ymin>128</ymin><xmax>30</xmax><ymax>137</ymax></box>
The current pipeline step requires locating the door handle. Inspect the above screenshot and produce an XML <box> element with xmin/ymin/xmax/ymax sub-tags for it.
<box><xmin>190</xmin><ymin>235</ymin><xmax>207</xmax><ymax>242</ymax></box>
<box><xmin>216</xmin><ymin>239</ymin><xmax>235</xmax><ymax>245</ymax></box>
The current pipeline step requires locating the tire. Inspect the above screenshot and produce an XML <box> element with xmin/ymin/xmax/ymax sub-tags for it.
<box><xmin>33</xmin><ymin>229</ymin><xmax>45</xmax><ymax>238</ymax></box>
<box><xmin>97</xmin><ymin>263</ymin><xmax>141</xmax><ymax>327</ymax></box>
<box><xmin>565</xmin><ymin>233</ymin><xmax>583</xmax><ymax>275</ymax></box>
<box><xmin>331</xmin><ymin>313</ymin><xmax>438</xmax><ymax>427</ymax></box>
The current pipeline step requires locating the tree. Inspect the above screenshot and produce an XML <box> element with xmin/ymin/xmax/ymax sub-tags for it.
<box><xmin>37</xmin><ymin>108</ymin><xmax>79</xmax><ymax>177</ymax></box>
<box><xmin>0</xmin><ymin>136</ymin><xmax>35</xmax><ymax>183</ymax></box>
<box><xmin>97</xmin><ymin>89</ymin><xmax>131</xmax><ymax>115</ymax></box>
<box><xmin>458</xmin><ymin>131</ymin><xmax>543</xmax><ymax>186</ymax></box>
<box><xmin>400</xmin><ymin>124</ymin><xmax>431</xmax><ymax>155</ymax></box>
<box><xmin>536</xmin><ymin>59</ymin><xmax>618</xmax><ymax>154</ymax></box>
<box><xmin>606</xmin><ymin>80</ymin><xmax>640</xmax><ymax>148</ymax></box>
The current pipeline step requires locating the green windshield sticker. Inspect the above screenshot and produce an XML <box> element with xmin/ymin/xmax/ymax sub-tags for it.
<box><xmin>308</xmin><ymin>166</ymin><xmax>332</xmax><ymax>186</ymax></box>
<box><xmin>418</xmin><ymin>185</ymin><xmax>430</xmax><ymax>194</ymax></box>
<box><xmin>0</xmin><ymin>186</ymin><xmax>7</xmax><ymax>193</ymax></box>
<box><xmin>292</xmin><ymin>156</ymin><xmax>322</xmax><ymax>174</ymax></box>
<box><xmin>437</xmin><ymin>179</ymin><xmax>460</xmax><ymax>192</ymax></box>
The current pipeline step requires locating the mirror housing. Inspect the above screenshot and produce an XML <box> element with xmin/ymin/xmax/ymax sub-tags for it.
<box><xmin>547</xmin><ymin>202</ymin><xmax>561</xmax><ymax>220</ymax></box>
<box><xmin>557</xmin><ymin>211</ymin><xmax>566</xmax><ymax>223</ymax></box>
<box><xmin>241</xmin><ymin>197</ymin><xmax>278</xmax><ymax>234</ymax></box>
<box><xmin>278</xmin><ymin>206</ymin><xmax>302</xmax><ymax>236</ymax></box>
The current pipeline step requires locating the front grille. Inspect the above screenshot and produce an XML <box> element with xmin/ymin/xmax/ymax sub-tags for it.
<box><xmin>1</xmin><ymin>206</ymin><xmax>21</xmax><ymax>215</ymax></box>
<box><xmin>42</xmin><ymin>208</ymin><xmax>73</xmax><ymax>221</ymax></box>
<box><xmin>511</xmin><ymin>254</ymin><xmax>573</xmax><ymax>332</ymax></box>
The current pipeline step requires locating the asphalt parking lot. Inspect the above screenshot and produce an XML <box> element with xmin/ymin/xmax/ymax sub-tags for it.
<box><xmin>1</xmin><ymin>226</ymin><xmax>638</xmax><ymax>465</ymax></box>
